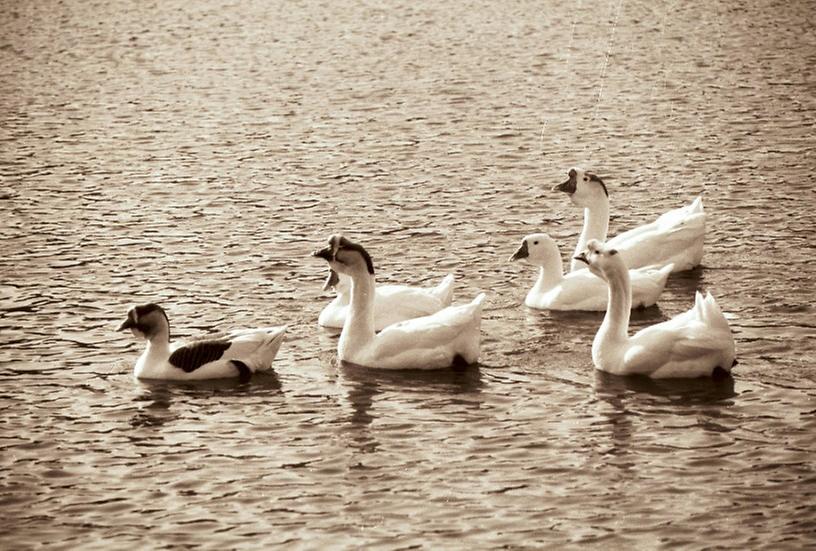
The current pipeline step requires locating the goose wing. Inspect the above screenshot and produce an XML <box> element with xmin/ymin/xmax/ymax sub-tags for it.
<box><xmin>550</xmin><ymin>270</ymin><xmax>609</xmax><ymax>309</ymax></box>
<box><xmin>169</xmin><ymin>329</ymin><xmax>282</xmax><ymax>373</ymax></box>
<box><xmin>168</xmin><ymin>338</ymin><xmax>232</xmax><ymax>373</ymax></box>
<box><xmin>374</xmin><ymin>300</ymin><xmax>480</xmax><ymax>358</ymax></box>
<box><xmin>624</xmin><ymin>321</ymin><xmax>729</xmax><ymax>375</ymax></box>
<box><xmin>609</xmin><ymin>211</ymin><xmax>705</xmax><ymax>249</ymax></box>
<box><xmin>376</xmin><ymin>285</ymin><xmax>445</xmax><ymax>317</ymax></box>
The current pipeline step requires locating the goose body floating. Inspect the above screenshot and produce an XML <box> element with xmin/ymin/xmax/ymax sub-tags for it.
<box><xmin>313</xmin><ymin>235</ymin><xmax>485</xmax><ymax>370</ymax></box>
<box><xmin>118</xmin><ymin>303</ymin><xmax>286</xmax><ymax>381</ymax></box>
<box><xmin>510</xmin><ymin>233</ymin><xmax>673</xmax><ymax>311</ymax></box>
<box><xmin>319</xmin><ymin>271</ymin><xmax>454</xmax><ymax>331</ymax></box>
<box><xmin>554</xmin><ymin>167</ymin><xmax>706</xmax><ymax>273</ymax></box>
<box><xmin>575</xmin><ymin>240</ymin><xmax>736</xmax><ymax>378</ymax></box>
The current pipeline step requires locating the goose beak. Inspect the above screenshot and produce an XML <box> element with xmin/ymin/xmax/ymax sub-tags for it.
<box><xmin>574</xmin><ymin>252</ymin><xmax>589</xmax><ymax>265</ymax></box>
<box><xmin>553</xmin><ymin>169</ymin><xmax>578</xmax><ymax>194</ymax></box>
<box><xmin>312</xmin><ymin>246</ymin><xmax>333</xmax><ymax>262</ymax></box>
<box><xmin>117</xmin><ymin>318</ymin><xmax>135</xmax><ymax>331</ymax></box>
<box><xmin>509</xmin><ymin>241</ymin><xmax>529</xmax><ymax>262</ymax></box>
<box><xmin>553</xmin><ymin>177</ymin><xmax>578</xmax><ymax>194</ymax></box>
<box><xmin>322</xmin><ymin>269</ymin><xmax>340</xmax><ymax>291</ymax></box>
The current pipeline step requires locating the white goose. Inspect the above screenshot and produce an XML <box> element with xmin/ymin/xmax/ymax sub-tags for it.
<box><xmin>575</xmin><ymin>239</ymin><xmax>736</xmax><ymax>378</ymax></box>
<box><xmin>313</xmin><ymin>235</ymin><xmax>485</xmax><ymax>370</ymax></box>
<box><xmin>118</xmin><ymin>303</ymin><xmax>286</xmax><ymax>381</ymax></box>
<box><xmin>553</xmin><ymin>167</ymin><xmax>706</xmax><ymax>273</ymax></box>
<box><xmin>318</xmin><ymin>270</ymin><xmax>454</xmax><ymax>331</ymax></box>
<box><xmin>510</xmin><ymin>233</ymin><xmax>673</xmax><ymax>311</ymax></box>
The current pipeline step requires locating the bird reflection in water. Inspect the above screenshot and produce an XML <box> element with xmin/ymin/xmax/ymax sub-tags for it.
<box><xmin>338</xmin><ymin>362</ymin><xmax>484</xmax><ymax>456</ymax></box>
<box><xmin>590</xmin><ymin>370</ymin><xmax>738</xmax><ymax>469</ymax></box>
<box><xmin>128</xmin><ymin>372</ymin><xmax>283</xmax><ymax>430</ymax></box>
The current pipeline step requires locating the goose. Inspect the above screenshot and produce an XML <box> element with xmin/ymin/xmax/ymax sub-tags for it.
<box><xmin>575</xmin><ymin>239</ymin><xmax>736</xmax><ymax>378</ymax></box>
<box><xmin>312</xmin><ymin>235</ymin><xmax>485</xmax><ymax>370</ymax></box>
<box><xmin>553</xmin><ymin>167</ymin><xmax>706</xmax><ymax>273</ymax></box>
<box><xmin>318</xmin><ymin>270</ymin><xmax>454</xmax><ymax>330</ymax></box>
<box><xmin>118</xmin><ymin>303</ymin><xmax>286</xmax><ymax>381</ymax></box>
<box><xmin>509</xmin><ymin>233</ymin><xmax>673</xmax><ymax>311</ymax></box>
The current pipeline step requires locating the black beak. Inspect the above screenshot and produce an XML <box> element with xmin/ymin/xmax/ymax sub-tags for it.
<box><xmin>322</xmin><ymin>269</ymin><xmax>340</xmax><ymax>291</ymax></box>
<box><xmin>552</xmin><ymin>178</ymin><xmax>575</xmax><ymax>194</ymax></box>
<box><xmin>312</xmin><ymin>246</ymin><xmax>333</xmax><ymax>262</ymax></box>
<box><xmin>574</xmin><ymin>252</ymin><xmax>589</xmax><ymax>265</ymax></box>
<box><xmin>509</xmin><ymin>241</ymin><xmax>529</xmax><ymax>262</ymax></box>
<box><xmin>553</xmin><ymin>169</ymin><xmax>578</xmax><ymax>194</ymax></box>
<box><xmin>117</xmin><ymin>318</ymin><xmax>135</xmax><ymax>331</ymax></box>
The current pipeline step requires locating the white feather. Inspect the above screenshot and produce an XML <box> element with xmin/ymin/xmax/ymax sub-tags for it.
<box><xmin>319</xmin><ymin>273</ymin><xmax>454</xmax><ymax>330</ymax></box>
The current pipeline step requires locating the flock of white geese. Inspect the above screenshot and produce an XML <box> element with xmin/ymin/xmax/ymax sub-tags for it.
<box><xmin>119</xmin><ymin>167</ymin><xmax>737</xmax><ymax>382</ymax></box>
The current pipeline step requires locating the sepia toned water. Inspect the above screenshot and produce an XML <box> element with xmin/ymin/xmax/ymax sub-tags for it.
<box><xmin>1</xmin><ymin>0</ymin><xmax>815</xmax><ymax>548</ymax></box>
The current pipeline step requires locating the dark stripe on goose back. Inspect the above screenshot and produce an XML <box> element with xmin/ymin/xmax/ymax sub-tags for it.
<box><xmin>168</xmin><ymin>339</ymin><xmax>231</xmax><ymax>373</ymax></box>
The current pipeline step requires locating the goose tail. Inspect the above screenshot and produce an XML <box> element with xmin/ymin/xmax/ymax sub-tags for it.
<box><xmin>693</xmin><ymin>292</ymin><xmax>729</xmax><ymax>332</ymax></box>
<box><xmin>433</xmin><ymin>273</ymin><xmax>456</xmax><ymax>305</ymax></box>
<box><xmin>703</xmin><ymin>292</ymin><xmax>730</xmax><ymax>330</ymax></box>
<box><xmin>657</xmin><ymin>263</ymin><xmax>674</xmax><ymax>286</ymax></box>
<box><xmin>689</xmin><ymin>195</ymin><xmax>704</xmax><ymax>215</ymax></box>
<box><xmin>471</xmin><ymin>292</ymin><xmax>487</xmax><ymax>311</ymax></box>
<box><xmin>252</xmin><ymin>325</ymin><xmax>288</xmax><ymax>372</ymax></box>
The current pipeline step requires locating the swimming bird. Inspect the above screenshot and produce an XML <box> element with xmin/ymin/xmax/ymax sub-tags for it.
<box><xmin>318</xmin><ymin>270</ymin><xmax>454</xmax><ymax>330</ymax></box>
<box><xmin>313</xmin><ymin>235</ymin><xmax>485</xmax><ymax>370</ymax></box>
<box><xmin>575</xmin><ymin>239</ymin><xmax>736</xmax><ymax>378</ymax></box>
<box><xmin>510</xmin><ymin>233</ymin><xmax>673</xmax><ymax>311</ymax></box>
<box><xmin>553</xmin><ymin>167</ymin><xmax>706</xmax><ymax>273</ymax></box>
<box><xmin>118</xmin><ymin>303</ymin><xmax>286</xmax><ymax>381</ymax></box>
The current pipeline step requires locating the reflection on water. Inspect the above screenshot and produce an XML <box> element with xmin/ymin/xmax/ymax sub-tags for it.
<box><xmin>593</xmin><ymin>370</ymin><xmax>737</xmax><ymax>406</ymax></box>
<box><xmin>2</xmin><ymin>0</ymin><xmax>816</xmax><ymax>547</ymax></box>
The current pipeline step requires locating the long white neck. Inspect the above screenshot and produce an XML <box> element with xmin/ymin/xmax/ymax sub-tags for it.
<box><xmin>593</xmin><ymin>267</ymin><xmax>631</xmax><ymax>363</ymax></box>
<box><xmin>531</xmin><ymin>262</ymin><xmax>564</xmax><ymax>295</ymax></box>
<box><xmin>334</xmin><ymin>276</ymin><xmax>352</xmax><ymax>306</ymax></box>
<box><xmin>338</xmin><ymin>271</ymin><xmax>376</xmax><ymax>359</ymax></box>
<box><xmin>134</xmin><ymin>332</ymin><xmax>171</xmax><ymax>377</ymax></box>
<box><xmin>570</xmin><ymin>200</ymin><xmax>610</xmax><ymax>272</ymax></box>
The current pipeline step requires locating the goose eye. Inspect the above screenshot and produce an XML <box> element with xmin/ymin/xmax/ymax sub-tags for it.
<box><xmin>533</xmin><ymin>240</ymin><xmax>539</xmax><ymax>245</ymax></box>
<box><xmin>583</xmin><ymin>176</ymin><xmax>589</xmax><ymax>182</ymax></box>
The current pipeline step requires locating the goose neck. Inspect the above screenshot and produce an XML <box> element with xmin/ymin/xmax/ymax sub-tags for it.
<box><xmin>571</xmin><ymin>201</ymin><xmax>610</xmax><ymax>272</ymax></box>
<box><xmin>343</xmin><ymin>271</ymin><xmax>377</xmax><ymax>342</ymax></box>
<box><xmin>136</xmin><ymin>337</ymin><xmax>171</xmax><ymax>377</ymax></box>
<box><xmin>146</xmin><ymin>335</ymin><xmax>171</xmax><ymax>359</ymax></box>
<box><xmin>598</xmin><ymin>268</ymin><xmax>631</xmax><ymax>344</ymax></box>
<box><xmin>532</xmin><ymin>263</ymin><xmax>564</xmax><ymax>295</ymax></box>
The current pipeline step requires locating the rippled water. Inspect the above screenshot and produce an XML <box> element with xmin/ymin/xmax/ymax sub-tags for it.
<box><xmin>2</xmin><ymin>0</ymin><xmax>815</xmax><ymax>548</ymax></box>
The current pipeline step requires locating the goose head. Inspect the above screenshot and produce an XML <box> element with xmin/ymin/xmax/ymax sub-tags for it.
<box><xmin>509</xmin><ymin>233</ymin><xmax>562</xmax><ymax>269</ymax></box>
<box><xmin>312</xmin><ymin>235</ymin><xmax>375</xmax><ymax>278</ymax></box>
<box><xmin>552</xmin><ymin>167</ymin><xmax>608</xmax><ymax>207</ymax></box>
<box><xmin>118</xmin><ymin>303</ymin><xmax>170</xmax><ymax>342</ymax></box>
<box><xmin>573</xmin><ymin>239</ymin><xmax>623</xmax><ymax>281</ymax></box>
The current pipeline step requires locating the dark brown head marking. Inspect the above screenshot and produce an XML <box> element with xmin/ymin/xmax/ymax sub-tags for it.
<box><xmin>587</xmin><ymin>172</ymin><xmax>609</xmax><ymax>197</ymax></box>
<box><xmin>337</xmin><ymin>237</ymin><xmax>375</xmax><ymax>275</ymax></box>
<box><xmin>119</xmin><ymin>303</ymin><xmax>170</xmax><ymax>338</ymax></box>
<box><xmin>313</xmin><ymin>235</ymin><xmax>375</xmax><ymax>275</ymax></box>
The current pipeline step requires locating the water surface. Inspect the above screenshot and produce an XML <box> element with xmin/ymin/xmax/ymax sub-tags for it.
<box><xmin>1</xmin><ymin>0</ymin><xmax>815</xmax><ymax>548</ymax></box>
